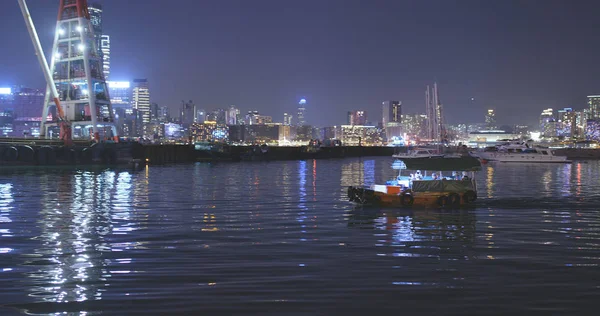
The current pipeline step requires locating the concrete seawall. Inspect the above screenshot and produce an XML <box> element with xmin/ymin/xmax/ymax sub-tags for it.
<box><xmin>0</xmin><ymin>139</ymin><xmax>142</xmax><ymax>167</ymax></box>
<box><xmin>138</xmin><ymin>145</ymin><xmax>398</xmax><ymax>165</ymax></box>
<box><xmin>1</xmin><ymin>140</ymin><xmax>399</xmax><ymax>167</ymax></box>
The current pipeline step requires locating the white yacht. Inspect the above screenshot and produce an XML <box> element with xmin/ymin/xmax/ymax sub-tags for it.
<box><xmin>475</xmin><ymin>142</ymin><xmax>571</xmax><ymax>163</ymax></box>
<box><xmin>392</xmin><ymin>148</ymin><xmax>445</xmax><ymax>159</ymax></box>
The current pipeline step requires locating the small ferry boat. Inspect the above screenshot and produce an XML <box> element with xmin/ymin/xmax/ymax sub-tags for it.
<box><xmin>347</xmin><ymin>156</ymin><xmax>481</xmax><ymax>208</ymax></box>
<box><xmin>473</xmin><ymin>141</ymin><xmax>571</xmax><ymax>163</ymax></box>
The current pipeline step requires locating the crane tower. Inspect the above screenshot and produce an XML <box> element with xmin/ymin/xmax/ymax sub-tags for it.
<box><xmin>40</xmin><ymin>0</ymin><xmax>115</xmax><ymax>140</ymax></box>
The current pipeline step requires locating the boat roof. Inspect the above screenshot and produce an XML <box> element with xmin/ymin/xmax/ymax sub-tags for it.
<box><xmin>392</xmin><ymin>156</ymin><xmax>482</xmax><ymax>171</ymax></box>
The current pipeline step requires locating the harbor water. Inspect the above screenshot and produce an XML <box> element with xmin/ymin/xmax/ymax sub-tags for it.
<box><xmin>0</xmin><ymin>157</ymin><xmax>599</xmax><ymax>315</ymax></box>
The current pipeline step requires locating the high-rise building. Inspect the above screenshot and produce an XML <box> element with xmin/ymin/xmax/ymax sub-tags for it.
<box><xmin>574</xmin><ymin>110</ymin><xmax>586</xmax><ymax>139</ymax></box>
<box><xmin>382</xmin><ymin>101</ymin><xmax>401</xmax><ymax>141</ymax></box>
<box><xmin>485</xmin><ymin>109</ymin><xmax>496</xmax><ymax>129</ymax></box>
<box><xmin>88</xmin><ymin>3</ymin><xmax>110</xmax><ymax>80</ymax></box>
<box><xmin>180</xmin><ymin>100</ymin><xmax>195</xmax><ymax>125</ymax></box>
<box><xmin>557</xmin><ymin>107</ymin><xmax>575</xmax><ymax>137</ymax></box>
<box><xmin>283</xmin><ymin>112</ymin><xmax>292</xmax><ymax>126</ymax></box>
<box><xmin>0</xmin><ymin>87</ymin><xmax>13</xmax><ymax>112</ymax></box>
<box><xmin>13</xmin><ymin>87</ymin><xmax>45</xmax><ymax>119</ymax></box>
<box><xmin>41</xmin><ymin>0</ymin><xmax>115</xmax><ymax>139</ymax></box>
<box><xmin>401</xmin><ymin>114</ymin><xmax>427</xmax><ymax>139</ymax></box>
<box><xmin>213</xmin><ymin>108</ymin><xmax>227</xmax><ymax>125</ymax></box>
<box><xmin>88</xmin><ymin>3</ymin><xmax>102</xmax><ymax>55</ymax></box>
<box><xmin>347</xmin><ymin>110</ymin><xmax>367</xmax><ymax>125</ymax></box>
<box><xmin>539</xmin><ymin>108</ymin><xmax>556</xmax><ymax>138</ymax></box>
<box><xmin>588</xmin><ymin>95</ymin><xmax>600</xmax><ymax>120</ymax></box>
<box><xmin>106</xmin><ymin>81</ymin><xmax>131</xmax><ymax>109</ymax></box>
<box><xmin>150</xmin><ymin>103</ymin><xmax>160</xmax><ymax>122</ymax></box>
<box><xmin>132</xmin><ymin>79</ymin><xmax>150</xmax><ymax>124</ymax></box>
<box><xmin>195</xmin><ymin>109</ymin><xmax>206</xmax><ymax>124</ymax></box>
<box><xmin>226</xmin><ymin>105</ymin><xmax>238</xmax><ymax>125</ymax></box>
<box><xmin>159</xmin><ymin>105</ymin><xmax>170</xmax><ymax>122</ymax></box>
<box><xmin>101</xmin><ymin>35</ymin><xmax>110</xmax><ymax>79</ymax></box>
<box><xmin>297</xmin><ymin>98</ymin><xmax>307</xmax><ymax>126</ymax></box>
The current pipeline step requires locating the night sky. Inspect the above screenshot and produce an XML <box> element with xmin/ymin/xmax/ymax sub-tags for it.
<box><xmin>1</xmin><ymin>0</ymin><xmax>600</xmax><ymax>127</ymax></box>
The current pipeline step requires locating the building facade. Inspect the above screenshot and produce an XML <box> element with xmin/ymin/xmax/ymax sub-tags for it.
<box><xmin>539</xmin><ymin>108</ymin><xmax>556</xmax><ymax>138</ymax></box>
<box><xmin>347</xmin><ymin>110</ymin><xmax>367</xmax><ymax>125</ymax></box>
<box><xmin>588</xmin><ymin>95</ymin><xmax>600</xmax><ymax>120</ymax></box>
<box><xmin>297</xmin><ymin>98</ymin><xmax>306</xmax><ymax>126</ymax></box>
<box><xmin>382</xmin><ymin>100</ymin><xmax>402</xmax><ymax>141</ymax></box>
<box><xmin>132</xmin><ymin>79</ymin><xmax>150</xmax><ymax>136</ymax></box>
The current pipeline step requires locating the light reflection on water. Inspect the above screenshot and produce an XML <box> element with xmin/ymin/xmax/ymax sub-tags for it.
<box><xmin>0</xmin><ymin>159</ymin><xmax>599</xmax><ymax>314</ymax></box>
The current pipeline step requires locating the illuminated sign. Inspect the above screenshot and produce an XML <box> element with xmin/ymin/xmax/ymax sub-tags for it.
<box><xmin>0</xmin><ymin>88</ymin><xmax>11</xmax><ymax>95</ymax></box>
<box><xmin>107</xmin><ymin>81</ymin><xmax>131</xmax><ymax>89</ymax></box>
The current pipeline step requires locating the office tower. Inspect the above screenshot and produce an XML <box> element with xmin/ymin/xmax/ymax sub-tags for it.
<box><xmin>297</xmin><ymin>98</ymin><xmax>306</xmax><ymax>126</ymax></box>
<box><xmin>101</xmin><ymin>35</ymin><xmax>110</xmax><ymax>79</ymax></box>
<box><xmin>132</xmin><ymin>79</ymin><xmax>150</xmax><ymax>125</ymax></box>
<box><xmin>485</xmin><ymin>109</ymin><xmax>496</xmax><ymax>129</ymax></box>
<box><xmin>348</xmin><ymin>110</ymin><xmax>367</xmax><ymax>125</ymax></box>
<box><xmin>180</xmin><ymin>100</ymin><xmax>195</xmax><ymax>125</ymax></box>
<box><xmin>13</xmin><ymin>87</ymin><xmax>45</xmax><ymax>118</ymax></box>
<box><xmin>87</xmin><ymin>3</ymin><xmax>110</xmax><ymax>79</ymax></box>
<box><xmin>283</xmin><ymin>112</ymin><xmax>292</xmax><ymax>126</ymax></box>
<box><xmin>382</xmin><ymin>100</ymin><xmax>401</xmax><ymax>140</ymax></box>
<box><xmin>539</xmin><ymin>108</ymin><xmax>556</xmax><ymax>137</ymax></box>
<box><xmin>106</xmin><ymin>81</ymin><xmax>131</xmax><ymax>109</ymax></box>
<box><xmin>587</xmin><ymin>95</ymin><xmax>600</xmax><ymax>120</ymax></box>
<box><xmin>226</xmin><ymin>105</ymin><xmax>238</xmax><ymax>125</ymax></box>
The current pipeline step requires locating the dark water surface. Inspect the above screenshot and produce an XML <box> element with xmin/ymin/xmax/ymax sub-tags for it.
<box><xmin>0</xmin><ymin>158</ymin><xmax>599</xmax><ymax>315</ymax></box>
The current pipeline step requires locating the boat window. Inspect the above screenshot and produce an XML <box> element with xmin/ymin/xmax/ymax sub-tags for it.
<box><xmin>541</xmin><ymin>151</ymin><xmax>548</xmax><ymax>155</ymax></box>
<box><xmin>515</xmin><ymin>149</ymin><xmax>522</xmax><ymax>152</ymax></box>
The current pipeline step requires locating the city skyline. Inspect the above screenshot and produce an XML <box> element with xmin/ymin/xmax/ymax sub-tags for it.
<box><xmin>2</xmin><ymin>0</ymin><xmax>600</xmax><ymax>127</ymax></box>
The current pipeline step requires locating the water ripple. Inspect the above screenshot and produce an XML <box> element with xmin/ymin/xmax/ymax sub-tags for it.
<box><xmin>0</xmin><ymin>159</ymin><xmax>598</xmax><ymax>314</ymax></box>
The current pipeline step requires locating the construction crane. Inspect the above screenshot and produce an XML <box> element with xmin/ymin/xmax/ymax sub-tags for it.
<box><xmin>17</xmin><ymin>0</ymin><xmax>72</xmax><ymax>145</ymax></box>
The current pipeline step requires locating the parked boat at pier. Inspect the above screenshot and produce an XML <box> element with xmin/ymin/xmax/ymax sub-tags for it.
<box><xmin>347</xmin><ymin>156</ymin><xmax>480</xmax><ymax>208</ymax></box>
<box><xmin>472</xmin><ymin>141</ymin><xmax>571</xmax><ymax>163</ymax></box>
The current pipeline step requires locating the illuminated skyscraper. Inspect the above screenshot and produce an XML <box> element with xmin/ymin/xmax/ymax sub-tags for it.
<box><xmin>485</xmin><ymin>109</ymin><xmax>496</xmax><ymax>129</ymax></box>
<box><xmin>539</xmin><ymin>108</ymin><xmax>556</xmax><ymax>137</ymax></box>
<box><xmin>88</xmin><ymin>3</ymin><xmax>102</xmax><ymax>54</ymax></box>
<box><xmin>106</xmin><ymin>81</ymin><xmax>131</xmax><ymax>109</ymax></box>
<box><xmin>347</xmin><ymin>110</ymin><xmax>367</xmax><ymax>125</ymax></box>
<box><xmin>557</xmin><ymin>107</ymin><xmax>575</xmax><ymax>137</ymax></box>
<box><xmin>100</xmin><ymin>35</ymin><xmax>110</xmax><ymax>79</ymax></box>
<box><xmin>283</xmin><ymin>112</ymin><xmax>292</xmax><ymax>126</ymax></box>
<box><xmin>226</xmin><ymin>105</ymin><xmax>238</xmax><ymax>125</ymax></box>
<box><xmin>587</xmin><ymin>95</ymin><xmax>600</xmax><ymax>120</ymax></box>
<box><xmin>382</xmin><ymin>100</ymin><xmax>401</xmax><ymax>140</ymax></box>
<box><xmin>88</xmin><ymin>3</ymin><xmax>109</xmax><ymax>79</ymax></box>
<box><xmin>297</xmin><ymin>98</ymin><xmax>306</xmax><ymax>126</ymax></box>
<box><xmin>132</xmin><ymin>79</ymin><xmax>150</xmax><ymax>124</ymax></box>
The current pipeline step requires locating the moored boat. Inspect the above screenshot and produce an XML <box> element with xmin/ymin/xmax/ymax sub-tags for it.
<box><xmin>347</xmin><ymin>156</ymin><xmax>481</xmax><ymax>208</ymax></box>
<box><xmin>473</xmin><ymin>141</ymin><xmax>571</xmax><ymax>163</ymax></box>
<box><xmin>392</xmin><ymin>147</ymin><xmax>445</xmax><ymax>159</ymax></box>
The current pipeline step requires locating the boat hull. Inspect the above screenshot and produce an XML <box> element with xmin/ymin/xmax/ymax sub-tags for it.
<box><xmin>477</xmin><ymin>152</ymin><xmax>571</xmax><ymax>163</ymax></box>
<box><xmin>347</xmin><ymin>186</ymin><xmax>477</xmax><ymax>208</ymax></box>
